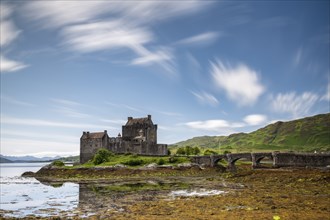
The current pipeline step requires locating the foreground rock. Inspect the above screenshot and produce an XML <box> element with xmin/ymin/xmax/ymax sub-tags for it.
<box><xmin>30</xmin><ymin>163</ymin><xmax>211</xmax><ymax>182</ymax></box>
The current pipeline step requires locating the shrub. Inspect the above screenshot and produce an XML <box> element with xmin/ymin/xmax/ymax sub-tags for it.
<box><xmin>203</xmin><ymin>149</ymin><xmax>218</xmax><ymax>156</ymax></box>
<box><xmin>176</xmin><ymin>147</ymin><xmax>186</xmax><ymax>155</ymax></box>
<box><xmin>169</xmin><ymin>156</ymin><xmax>179</xmax><ymax>163</ymax></box>
<box><xmin>92</xmin><ymin>148</ymin><xmax>113</xmax><ymax>165</ymax></box>
<box><xmin>157</xmin><ymin>158</ymin><xmax>165</xmax><ymax>165</ymax></box>
<box><xmin>193</xmin><ymin>147</ymin><xmax>201</xmax><ymax>155</ymax></box>
<box><xmin>124</xmin><ymin>159</ymin><xmax>143</xmax><ymax>166</ymax></box>
<box><xmin>51</xmin><ymin>160</ymin><xmax>65</xmax><ymax>167</ymax></box>
<box><xmin>223</xmin><ymin>150</ymin><xmax>231</xmax><ymax>154</ymax></box>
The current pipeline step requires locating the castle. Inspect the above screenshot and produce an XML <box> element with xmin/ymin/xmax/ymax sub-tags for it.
<box><xmin>80</xmin><ymin>115</ymin><xmax>168</xmax><ymax>163</ymax></box>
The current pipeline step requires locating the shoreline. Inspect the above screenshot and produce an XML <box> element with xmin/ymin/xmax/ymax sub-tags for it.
<box><xmin>2</xmin><ymin>165</ymin><xmax>330</xmax><ymax>219</ymax></box>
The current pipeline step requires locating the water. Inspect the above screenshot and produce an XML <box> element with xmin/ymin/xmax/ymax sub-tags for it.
<box><xmin>0</xmin><ymin>163</ymin><xmax>78</xmax><ymax>218</ymax></box>
<box><xmin>0</xmin><ymin>163</ymin><xmax>228</xmax><ymax>218</ymax></box>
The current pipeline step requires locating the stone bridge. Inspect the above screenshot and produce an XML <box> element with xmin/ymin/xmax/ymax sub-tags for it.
<box><xmin>191</xmin><ymin>152</ymin><xmax>330</xmax><ymax>171</ymax></box>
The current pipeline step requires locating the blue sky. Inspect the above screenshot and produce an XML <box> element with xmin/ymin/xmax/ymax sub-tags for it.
<box><xmin>1</xmin><ymin>1</ymin><xmax>329</xmax><ymax>157</ymax></box>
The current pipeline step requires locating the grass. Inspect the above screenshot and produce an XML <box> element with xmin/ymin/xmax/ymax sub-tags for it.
<box><xmin>80</xmin><ymin>154</ymin><xmax>190</xmax><ymax>168</ymax></box>
<box><xmin>170</xmin><ymin>113</ymin><xmax>330</xmax><ymax>153</ymax></box>
<box><xmin>90</xmin><ymin>182</ymin><xmax>190</xmax><ymax>193</ymax></box>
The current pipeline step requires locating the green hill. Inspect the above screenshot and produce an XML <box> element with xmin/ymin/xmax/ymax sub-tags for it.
<box><xmin>172</xmin><ymin>113</ymin><xmax>330</xmax><ymax>153</ymax></box>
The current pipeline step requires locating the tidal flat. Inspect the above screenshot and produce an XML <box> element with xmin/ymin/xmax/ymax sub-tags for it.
<box><xmin>1</xmin><ymin>165</ymin><xmax>329</xmax><ymax>219</ymax></box>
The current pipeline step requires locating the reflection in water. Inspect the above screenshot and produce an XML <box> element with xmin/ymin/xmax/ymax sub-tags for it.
<box><xmin>1</xmin><ymin>177</ymin><xmax>228</xmax><ymax>218</ymax></box>
<box><xmin>78</xmin><ymin>181</ymin><xmax>179</xmax><ymax>213</ymax></box>
<box><xmin>0</xmin><ymin>177</ymin><xmax>79</xmax><ymax>218</ymax></box>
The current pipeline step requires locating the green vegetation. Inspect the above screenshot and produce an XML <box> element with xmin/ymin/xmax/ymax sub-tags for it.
<box><xmin>90</xmin><ymin>182</ymin><xmax>190</xmax><ymax>193</ymax></box>
<box><xmin>170</xmin><ymin>113</ymin><xmax>330</xmax><ymax>153</ymax></box>
<box><xmin>82</xmin><ymin>152</ymin><xmax>190</xmax><ymax>167</ymax></box>
<box><xmin>57</xmin><ymin>155</ymin><xmax>79</xmax><ymax>163</ymax></box>
<box><xmin>175</xmin><ymin>146</ymin><xmax>201</xmax><ymax>155</ymax></box>
<box><xmin>92</xmin><ymin>148</ymin><xmax>114</xmax><ymax>165</ymax></box>
<box><xmin>51</xmin><ymin>160</ymin><xmax>65</xmax><ymax>167</ymax></box>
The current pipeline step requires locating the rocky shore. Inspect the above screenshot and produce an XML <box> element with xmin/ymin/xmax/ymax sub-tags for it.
<box><xmin>3</xmin><ymin>164</ymin><xmax>329</xmax><ymax>219</ymax></box>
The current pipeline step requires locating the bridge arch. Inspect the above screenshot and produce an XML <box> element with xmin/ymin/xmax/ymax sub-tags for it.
<box><xmin>251</xmin><ymin>153</ymin><xmax>273</xmax><ymax>168</ymax></box>
<box><xmin>213</xmin><ymin>156</ymin><xmax>228</xmax><ymax>171</ymax></box>
<box><xmin>226</xmin><ymin>153</ymin><xmax>252</xmax><ymax>172</ymax></box>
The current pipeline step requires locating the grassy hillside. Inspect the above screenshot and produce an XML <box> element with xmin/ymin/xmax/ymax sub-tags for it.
<box><xmin>171</xmin><ymin>113</ymin><xmax>330</xmax><ymax>153</ymax></box>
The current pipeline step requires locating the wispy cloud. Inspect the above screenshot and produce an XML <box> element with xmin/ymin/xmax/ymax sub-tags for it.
<box><xmin>191</xmin><ymin>91</ymin><xmax>219</xmax><ymax>106</ymax></box>
<box><xmin>270</xmin><ymin>92</ymin><xmax>319</xmax><ymax>118</ymax></box>
<box><xmin>1</xmin><ymin>115</ymin><xmax>111</xmax><ymax>129</ymax></box>
<box><xmin>243</xmin><ymin>114</ymin><xmax>267</xmax><ymax>126</ymax></box>
<box><xmin>100</xmin><ymin>119</ymin><xmax>126</xmax><ymax>125</ymax></box>
<box><xmin>105</xmin><ymin>102</ymin><xmax>144</xmax><ymax>113</ymax></box>
<box><xmin>1</xmin><ymin>95</ymin><xmax>34</xmax><ymax>107</ymax></box>
<box><xmin>1</xmin><ymin>130</ymin><xmax>76</xmax><ymax>143</ymax></box>
<box><xmin>52</xmin><ymin>98</ymin><xmax>89</xmax><ymax>118</ymax></box>
<box><xmin>0</xmin><ymin>138</ymin><xmax>78</xmax><ymax>157</ymax></box>
<box><xmin>184</xmin><ymin>119</ymin><xmax>244</xmax><ymax>132</ymax></box>
<box><xmin>293</xmin><ymin>48</ymin><xmax>303</xmax><ymax>66</ymax></box>
<box><xmin>0</xmin><ymin>56</ymin><xmax>28</xmax><ymax>73</ymax></box>
<box><xmin>211</xmin><ymin>59</ymin><xmax>265</xmax><ymax>106</ymax></box>
<box><xmin>158</xmin><ymin>111</ymin><xmax>183</xmax><ymax>117</ymax></box>
<box><xmin>175</xmin><ymin>31</ymin><xmax>220</xmax><ymax>46</ymax></box>
<box><xmin>0</xmin><ymin>4</ymin><xmax>27</xmax><ymax>73</ymax></box>
<box><xmin>321</xmin><ymin>82</ymin><xmax>330</xmax><ymax>102</ymax></box>
<box><xmin>23</xmin><ymin>1</ymin><xmax>211</xmax><ymax>75</ymax></box>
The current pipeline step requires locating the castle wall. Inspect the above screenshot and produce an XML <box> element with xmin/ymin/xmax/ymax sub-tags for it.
<box><xmin>107</xmin><ymin>138</ymin><xmax>167</xmax><ymax>156</ymax></box>
<box><xmin>80</xmin><ymin>135</ymin><xmax>108</xmax><ymax>164</ymax></box>
<box><xmin>80</xmin><ymin>116</ymin><xmax>168</xmax><ymax>164</ymax></box>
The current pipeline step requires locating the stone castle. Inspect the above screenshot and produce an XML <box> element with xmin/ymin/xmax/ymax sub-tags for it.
<box><xmin>80</xmin><ymin>115</ymin><xmax>168</xmax><ymax>163</ymax></box>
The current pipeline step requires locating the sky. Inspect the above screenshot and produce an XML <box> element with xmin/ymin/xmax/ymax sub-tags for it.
<box><xmin>0</xmin><ymin>1</ymin><xmax>329</xmax><ymax>157</ymax></box>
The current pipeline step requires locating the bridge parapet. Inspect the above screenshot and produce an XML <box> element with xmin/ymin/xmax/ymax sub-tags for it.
<box><xmin>251</xmin><ymin>152</ymin><xmax>273</xmax><ymax>168</ymax></box>
<box><xmin>272</xmin><ymin>152</ymin><xmax>330</xmax><ymax>168</ymax></box>
<box><xmin>192</xmin><ymin>151</ymin><xmax>330</xmax><ymax>171</ymax></box>
<box><xmin>191</xmin><ymin>156</ymin><xmax>212</xmax><ymax>166</ymax></box>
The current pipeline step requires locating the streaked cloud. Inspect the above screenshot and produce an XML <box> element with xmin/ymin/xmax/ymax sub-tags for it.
<box><xmin>184</xmin><ymin>119</ymin><xmax>244</xmax><ymax>132</ymax></box>
<box><xmin>105</xmin><ymin>102</ymin><xmax>144</xmax><ymax>113</ymax></box>
<box><xmin>61</xmin><ymin>21</ymin><xmax>152</xmax><ymax>53</ymax></box>
<box><xmin>293</xmin><ymin>48</ymin><xmax>303</xmax><ymax>66</ymax></box>
<box><xmin>175</xmin><ymin>31</ymin><xmax>220</xmax><ymax>46</ymax></box>
<box><xmin>1</xmin><ymin>95</ymin><xmax>34</xmax><ymax>107</ymax></box>
<box><xmin>1</xmin><ymin>138</ymin><xmax>78</xmax><ymax>156</ymax></box>
<box><xmin>211</xmin><ymin>60</ymin><xmax>265</xmax><ymax>106</ymax></box>
<box><xmin>22</xmin><ymin>1</ymin><xmax>211</xmax><ymax>75</ymax></box>
<box><xmin>191</xmin><ymin>91</ymin><xmax>219</xmax><ymax>106</ymax></box>
<box><xmin>52</xmin><ymin>98</ymin><xmax>90</xmax><ymax>118</ymax></box>
<box><xmin>321</xmin><ymin>82</ymin><xmax>330</xmax><ymax>101</ymax></box>
<box><xmin>0</xmin><ymin>56</ymin><xmax>27</xmax><ymax>73</ymax></box>
<box><xmin>270</xmin><ymin>92</ymin><xmax>319</xmax><ymax>117</ymax></box>
<box><xmin>0</xmin><ymin>4</ymin><xmax>27</xmax><ymax>73</ymax></box>
<box><xmin>0</xmin><ymin>5</ymin><xmax>20</xmax><ymax>46</ymax></box>
<box><xmin>1</xmin><ymin>115</ymin><xmax>111</xmax><ymax>129</ymax></box>
<box><xmin>1</xmin><ymin>130</ymin><xmax>76</xmax><ymax>143</ymax></box>
<box><xmin>243</xmin><ymin>114</ymin><xmax>267</xmax><ymax>126</ymax></box>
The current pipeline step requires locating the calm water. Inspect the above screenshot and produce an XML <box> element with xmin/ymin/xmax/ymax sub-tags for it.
<box><xmin>0</xmin><ymin>163</ymin><xmax>227</xmax><ymax>218</ymax></box>
<box><xmin>0</xmin><ymin>163</ymin><xmax>79</xmax><ymax>218</ymax></box>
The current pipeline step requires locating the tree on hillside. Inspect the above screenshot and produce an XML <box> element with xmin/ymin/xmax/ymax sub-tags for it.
<box><xmin>176</xmin><ymin>147</ymin><xmax>186</xmax><ymax>155</ymax></box>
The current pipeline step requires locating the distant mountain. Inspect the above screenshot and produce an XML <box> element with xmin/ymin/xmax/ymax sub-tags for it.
<box><xmin>172</xmin><ymin>113</ymin><xmax>330</xmax><ymax>153</ymax></box>
<box><xmin>0</xmin><ymin>156</ymin><xmax>13</xmax><ymax>163</ymax></box>
<box><xmin>0</xmin><ymin>155</ymin><xmax>61</xmax><ymax>162</ymax></box>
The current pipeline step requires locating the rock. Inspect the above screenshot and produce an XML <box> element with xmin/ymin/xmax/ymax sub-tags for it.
<box><xmin>114</xmin><ymin>164</ymin><xmax>127</xmax><ymax>168</ymax></box>
<box><xmin>21</xmin><ymin>171</ymin><xmax>35</xmax><ymax>177</ymax></box>
<box><xmin>145</xmin><ymin>163</ymin><xmax>158</xmax><ymax>169</ymax></box>
<box><xmin>177</xmin><ymin>163</ymin><xmax>193</xmax><ymax>168</ymax></box>
<box><xmin>158</xmin><ymin>165</ymin><xmax>173</xmax><ymax>169</ymax></box>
